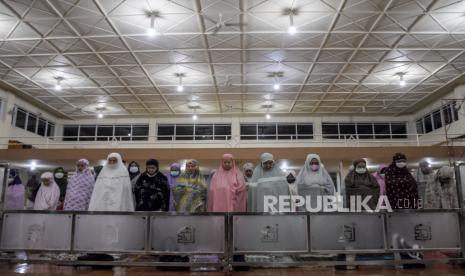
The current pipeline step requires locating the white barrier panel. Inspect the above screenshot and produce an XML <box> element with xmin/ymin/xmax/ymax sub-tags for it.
<box><xmin>310</xmin><ymin>214</ymin><xmax>385</xmax><ymax>252</ymax></box>
<box><xmin>74</xmin><ymin>214</ymin><xmax>147</xmax><ymax>252</ymax></box>
<box><xmin>0</xmin><ymin>213</ymin><xmax>72</xmax><ymax>251</ymax></box>
<box><xmin>233</xmin><ymin>215</ymin><xmax>308</xmax><ymax>253</ymax></box>
<box><xmin>150</xmin><ymin>215</ymin><xmax>225</xmax><ymax>253</ymax></box>
<box><xmin>386</xmin><ymin>212</ymin><xmax>461</xmax><ymax>251</ymax></box>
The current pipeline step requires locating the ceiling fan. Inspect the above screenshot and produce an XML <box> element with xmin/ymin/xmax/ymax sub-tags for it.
<box><xmin>224</xmin><ymin>104</ymin><xmax>242</xmax><ymax>112</ymax></box>
<box><xmin>203</xmin><ymin>13</ymin><xmax>246</xmax><ymax>35</ymax></box>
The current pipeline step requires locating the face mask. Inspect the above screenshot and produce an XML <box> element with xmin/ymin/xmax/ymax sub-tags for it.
<box><xmin>8</xmin><ymin>177</ymin><xmax>14</xmax><ymax>183</ymax></box>
<box><xmin>55</xmin><ymin>173</ymin><xmax>64</xmax><ymax>179</ymax></box>
<box><xmin>287</xmin><ymin>175</ymin><xmax>296</xmax><ymax>184</ymax></box>
<box><xmin>311</xmin><ymin>164</ymin><xmax>319</xmax><ymax>171</ymax></box>
<box><xmin>170</xmin><ymin>171</ymin><xmax>180</xmax><ymax>177</ymax></box>
<box><xmin>355</xmin><ymin>168</ymin><xmax>367</xmax><ymax>174</ymax></box>
<box><xmin>129</xmin><ymin>166</ymin><xmax>139</xmax><ymax>173</ymax></box>
<box><xmin>380</xmin><ymin>173</ymin><xmax>385</xmax><ymax>178</ymax></box>
<box><xmin>396</xmin><ymin>162</ymin><xmax>406</xmax><ymax>168</ymax></box>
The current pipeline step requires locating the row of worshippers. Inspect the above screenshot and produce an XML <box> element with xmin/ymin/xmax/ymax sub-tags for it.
<box><xmin>4</xmin><ymin>152</ymin><xmax>459</xmax><ymax>212</ymax></box>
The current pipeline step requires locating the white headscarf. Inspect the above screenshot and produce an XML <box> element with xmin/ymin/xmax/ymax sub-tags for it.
<box><xmin>88</xmin><ymin>153</ymin><xmax>135</xmax><ymax>211</ymax></box>
<box><xmin>296</xmin><ymin>154</ymin><xmax>335</xmax><ymax>196</ymax></box>
<box><xmin>250</xmin><ymin>153</ymin><xmax>284</xmax><ymax>182</ymax></box>
<box><xmin>33</xmin><ymin>172</ymin><xmax>60</xmax><ymax>210</ymax></box>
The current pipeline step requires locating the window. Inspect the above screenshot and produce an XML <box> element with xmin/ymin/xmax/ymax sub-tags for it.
<box><xmin>195</xmin><ymin>124</ymin><xmax>213</xmax><ymax>140</ymax></box>
<box><xmin>47</xmin><ymin>123</ymin><xmax>55</xmax><ymax>137</ymax></box>
<box><xmin>432</xmin><ymin>109</ymin><xmax>442</xmax><ymax>130</ymax></box>
<box><xmin>339</xmin><ymin>123</ymin><xmax>356</xmax><ymax>139</ymax></box>
<box><xmin>26</xmin><ymin>113</ymin><xmax>37</xmax><ymax>133</ymax></box>
<box><xmin>443</xmin><ymin>105</ymin><xmax>453</xmax><ymax>125</ymax></box>
<box><xmin>278</xmin><ymin>124</ymin><xmax>296</xmax><ymax>140</ymax></box>
<box><xmin>157</xmin><ymin>124</ymin><xmax>231</xmax><ymax>141</ymax></box>
<box><xmin>322</xmin><ymin>123</ymin><xmax>339</xmax><ymax>139</ymax></box>
<box><xmin>240</xmin><ymin>124</ymin><xmax>256</xmax><ymax>140</ymax></box>
<box><xmin>15</xmin><ymin>108</ymin><xmax>27</xmax><ymax>129</ymax></box>
<box><xmin>416</xmin><ymin>102</ymin><xmax>459</xmax><ymax>135</ymax></box>
<box><xmin>322</xmin><ymin>122</ymin><xmax>407</xmax><ymax>140</ymax></box>
<box><xmin>391</xmin><ymin>123</ymin><xmax>407</xmax><ymax>139</ymax></box>
<box><xmin>79</xmin><ymin>125</ymin><xmax>96</xmax><ymax>141</ymax></box>
<box><xmin>63</xmin><ymin>124</ymin><xmax>149</xmax><ymax>142</ymax></box>
<box><xmin>424</xmin><ymin>114</ymin><xmax>432</xmax><ymax>133</ymax></box>
<box><xmin>357</xmin><ymin>123</ymin><xmax>373</xmax><ymax>139</ymax></box>
<box><xmin>132</xmin><ymin>125</ymin><xmax>149</xmax><ymax>141</ymax></box>
<box><xmin>175</xmin><ymin>125</ymin><xmax>194</xmax><ymax>140</ymax></box>
<box><xmin>214</xmin><ymin>125</ymin><xmax>231</xmax><ymax>140</ymax></box>
<box><xmin>37</xmin><ymin>119</ymin><xmax>46</xmax><ymax>136</ymax></box>
<box><xmin>374</xmin><ymin>123</ymin><xmax>390</xmax><ymax>139</ymax></box>
<box><xmin>63</xmin><ymin>126</ymin><xmax>78</xmax><ymax>141</ymax></box>
<box><xmin>97</xmin><ymin>125</ymin><xmax>114</xmax><ymax>141</ymax></box>
<box><xmin>258</xmin><ymin>124</ymin><xmax>276</xmax><ymax>140</ymax></box>
<box><xmin>157</xmin><ymin>125</ymin><xmax>174</xmax><ymax>140</ymax></box>
<box><xmin>296</xmin><ymin>124</ymin><xmax>313</xmax><ymax>139</ymax></box>
<box><xmin>115</xmin><ymin>125</ymin><xmax>131</xmax><ymax>141</ymax></box>
<box><xmin>12</xmin><ymin>106</ymin><xmax>56</xmax><ymax>137</ymax></box>
<box><xmin>240</xmin><ymin>123</ymin><xmax>313</xmax><ymax>140</ymax></box>
<box><xmin>416</xmin><ymin>119</ymin><xmax>424</xmax><ymax>135</ymax></box>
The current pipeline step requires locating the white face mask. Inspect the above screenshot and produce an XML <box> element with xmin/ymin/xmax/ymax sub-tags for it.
<box><xmin>55</xmin><ymin>172</ymin><xmax>64</xmax><ymax>179</ymax></box>
<box><xmin>380</xmin><ymin>173</ymin><xmax>385</xmax><ymax>178</ymax></box>
<box><xmin>396</xmin><ymin>162</ymin><xmax>407</xmax><ymax>168</ymax></box>
<box><xmin>129</xmin><ymin>166</ymin><xmax>139</xmax><ymax>173</ymax></box>
<box><xmin>8</xmin><ymin>177</ymin><xmax>14</xmax><ymax>183</ymax></box>
<box><xmin>355</xmin><ymin>168</ymin><xmax>367</xmax><ymax>174</ymax></box>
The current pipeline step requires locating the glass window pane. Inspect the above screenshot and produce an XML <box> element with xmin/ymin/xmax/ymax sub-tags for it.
<box><xmin>322</xmin><ymin>123</ymin><xmax>339</xmax><ymax>139</ymax></box>
<box><xmin>453</xmin><ymin>102</ymin><xmax>459</xmax><ymax>121</ymax></box>
<box><xmin>97</xmin><ymin>125</ymin><xmax>114</xmax><ymax>141</ymax></box>
<box><xmin>240</xmin><ymin>124</ymin><xmax>256</xmax><ymax>140</ymax></box>
<box><xmin>258</xmin><ymin>124</ymin><xmax>276</xmax><ymax>140</ymax></box>
<box><xmin>115</xmin><ymin>125</ymin><xmax>131</xmax><ymax>141</ymax></box>
<box><xmin>175</xmin><ymin>125</ymin><xmax>194</xmax><ymax>140</ymax></box>
<box><xmin>63</xmin><ymin>126</ymin><xmax>78</xmax><ymax>141</ymax></box>
<box><xmin>297</xmin><ymin>124</ymin><xmax>313</xmax><ymax>139</ymax></box>
<box><xmin>214</xmin><ymin>124</ymin><xmax>231</xmax><ymax>140</ymax></box>
<box><xmin>37</xmin><ymin>119</ymin><xmax>46</xmax><ymax>137</ymax></box>
<box><xmin>416</xmin><ymin>119</ymin><xmax>424</xmax><ymax>135</ymax></box>
<box><xmin>424</xmin><ymin>114</ymin><xmax>433</xmax><ymax>133</ymax></box>
<box><xmin>443</xmin><ymin>105</ymin><xmax>453</xmax><ymax>125</ymax></box>
<box><xmin>339</xmin><ymin>123</ymin><xmax>356</xmax><ymax>139</ymax></box>
<box><xmin>132</xmin><ymin>125</ymin><xmax>149</xmax><ymax>141</ymax></box>
<box><xmin>157</xmin><ymin>125</ymin><xmax>174</xmax><ymax>140</ymax></box>
<box><xmin>374</xmin><ymin>123</ymin><xmax>390</xmax><ymax>139</ymax></box>
<box><xmin>15</xmin><ymin>108</ymin><xmax>26</xmax><ymax>129</ymax></box>
<box><xmin>357</xmin><ymin>123</ymin><xmax>373</xmax><ymax>139</ymax></box>
<box><xmin>277</xmin><ymin>124</ymin><xmax>296</xmax><ymax>139</ymax></box>
<box><xmin>432</xmin><ymin>110</ymin><xmax>442</xmax><ymax>130</ymax></box>
<box><xmin>79</xmin><ymin>125</ymin><xmax>96</xmax><ymax>141</ymax></box>
<box><xmin>195</xmin><ymin>125</ymin><xmax>213</xmax><ymax>140</ymax></box>
<box><xmin>391</xmin><ymin>123</ymin><xmax>407</xmax><ymax>139</ymax></box>
<box><xmin>26</xmin><ymin>113</ymin><xmax>37</xmax><ymax>133</ymax></box>
<box><xmin>47</xmin><ymin>123</ymin><xmax>55</xmax><ymax>137</ymax></box>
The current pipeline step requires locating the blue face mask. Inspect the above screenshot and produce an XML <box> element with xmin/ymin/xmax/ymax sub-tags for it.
<box><xmin>170</xmin><ymin>170</ymin><xmax>180</xmax><ymax>177</ymax></box>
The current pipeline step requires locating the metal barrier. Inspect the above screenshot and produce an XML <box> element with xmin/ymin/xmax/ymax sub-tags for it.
<box><xmin>0</xmin><ymin>210</ymin><xmax>464</xmax><ymax>271</ymax></box>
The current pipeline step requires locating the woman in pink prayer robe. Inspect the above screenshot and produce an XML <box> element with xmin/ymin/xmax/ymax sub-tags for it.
<box><xmin>208</xmin><ymin>153</ymin><xmax>247</xmax><ymax>212</ymax></box>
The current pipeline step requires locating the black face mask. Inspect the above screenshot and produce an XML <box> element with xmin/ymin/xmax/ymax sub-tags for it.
<box><xmin>287</xmin><ymin>175</ymin><xmax>296</xmax><ymax>184</ymax></box>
